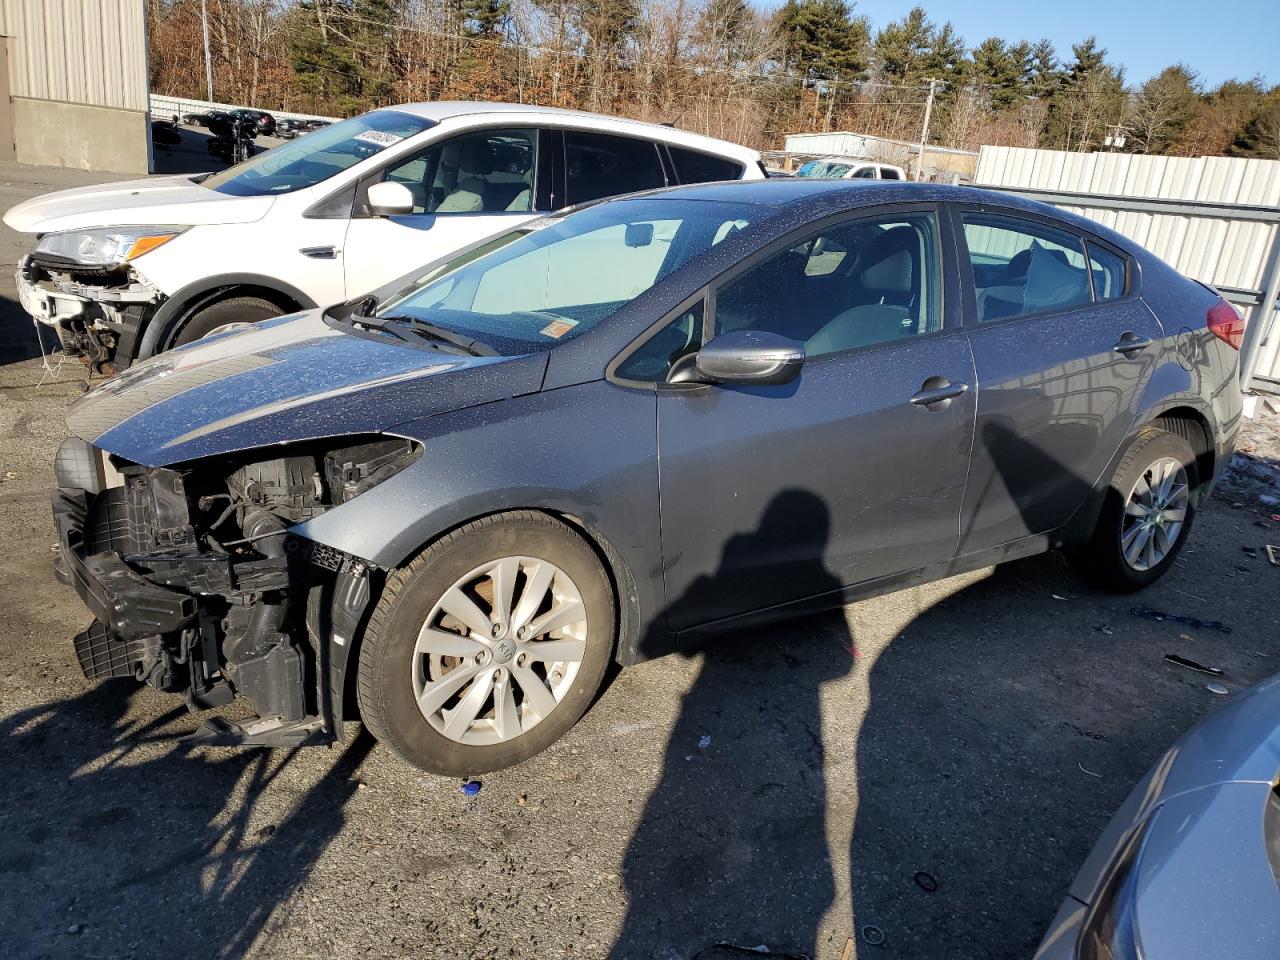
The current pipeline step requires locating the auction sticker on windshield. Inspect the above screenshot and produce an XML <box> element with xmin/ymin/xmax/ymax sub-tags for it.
<box><xmin>354</xmin><ymin>130</ymin><xmax>404</xmax><ymax>148</ymax></box>
<box><xmin>540</xmin><ymin>318</ymin><xmax>579</xmax><ymax>339</ymax></box>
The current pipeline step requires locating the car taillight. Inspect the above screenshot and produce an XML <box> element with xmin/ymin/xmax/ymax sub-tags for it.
<box><xmin>1207</xmin><ymin>298</ymin><xmax>1244</xmax><ymax>350</ymax></box>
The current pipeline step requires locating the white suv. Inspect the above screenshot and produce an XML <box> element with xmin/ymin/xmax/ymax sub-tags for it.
<box><xmin>6</xmin><ymin>102</ymin><xmax>762</xmax><ymax>371</ymax></box>
<box><xmin>794</xmin><ymin>157</ymin><xmax>907</xmax><ymax>180</ymax></box>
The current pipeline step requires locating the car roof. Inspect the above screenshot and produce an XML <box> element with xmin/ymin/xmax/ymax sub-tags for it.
<box><xmin>374</xmin><ymin>101</ymin><xmax>761</xmax><ymax>165</ymax></box>
<box><xmin>608</xmin><ymin>179</ymin><xmax>1138</xmax><ymax>249</ymax></box>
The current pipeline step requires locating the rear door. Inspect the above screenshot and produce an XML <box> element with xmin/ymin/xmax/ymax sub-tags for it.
<box><xmin>649</xmin><ymin>206</ymin><xmax>977</xmax><ymax>631</ymax></box>
<box><xmin>954</xmin><ymin>207</ymin><xmax>1162</xmax><ymax>554</ymax></box>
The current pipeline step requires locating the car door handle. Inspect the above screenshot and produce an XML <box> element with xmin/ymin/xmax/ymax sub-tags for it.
<box><xmin>1113</xmin><ymin>332</ymin><xmax>1153</xmax><ymax>355</ymax></box>
<box><xmin>300</xmin><ymin>245</ymin><xmax>337</xmax><ymax>259</ymax></box>
<box><xmin>910</xmin><ymin>377</ymin><xmax>969</xmax><ymax>410</ymax></box>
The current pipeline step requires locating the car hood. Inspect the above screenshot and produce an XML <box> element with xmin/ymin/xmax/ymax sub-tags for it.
<box><xmin>1066</xmin><ymin>672</ymin><xmax>1280</xmax><ymax>906</ymax></box>
<box><xmin>2</xmin><ymin>174</ymin><xmax>273</xmax><ymax>233</ymax></box>
<box><xmin>65</xmin><ymin>310</ymin><xmax>549</xmax><ymax>466</ymax></box>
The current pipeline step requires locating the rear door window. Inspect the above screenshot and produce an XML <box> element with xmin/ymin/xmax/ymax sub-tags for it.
<box><xmin>669</xmin><ymin>147</ymin><xmax>744</xmax><ymax>184</ymax></box>
<box><xmin>565</xmin><ymin>131</ymin><xmax>667</xmax><ymax>205</ymax></box>
<box><xmin>879</xmin><ymin>167</ymin><xmax>903</xmax><ymax>180</ymax></box>
<box><xmin>960</xmin><ymin>214</ymin><xmax>1093</xmax><ymax>322</ymax></box>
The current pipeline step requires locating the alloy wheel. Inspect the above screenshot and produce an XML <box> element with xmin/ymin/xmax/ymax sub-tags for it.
<box><xmin>1120</xmin><ymin>456</ymin><xmax>1190</xmax><ymax>571</ymax></box>
<box><xmin>411</xmin><ymin>556</ymin><xmax>588</xmax><ymax>745</ymax></box>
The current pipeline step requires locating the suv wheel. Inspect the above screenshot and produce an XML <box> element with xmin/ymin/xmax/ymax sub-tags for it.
<box><xmin>173</xmin><ymin>296</ymin><xmax>284</xmax><ymax>347</ymax></box>
<box><xmin>357</xmin><ymin>512</ymin><xmax>615</xmax><ymax>776</ymax></box>
<box><xmin>1070</xmin><ymin>426</ymin><xmax>1199</xmax><ymax>591</ymax></box>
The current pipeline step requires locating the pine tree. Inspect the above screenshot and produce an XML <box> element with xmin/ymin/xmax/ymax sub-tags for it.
<box><xmin>774</xmin><ymin>0</ymin><xmax>870</xmax><ymax>83</ymax></box>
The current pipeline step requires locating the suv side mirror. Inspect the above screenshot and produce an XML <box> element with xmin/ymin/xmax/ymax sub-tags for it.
<box><xmin>685</xmin><ymin>330</ymin><xmax>804</xmax><ymax>385</ymax></box>
<box><xmin>367</xmin><ymin>181</ymin><xmax>415</xmax><ymax>217</ymax></box>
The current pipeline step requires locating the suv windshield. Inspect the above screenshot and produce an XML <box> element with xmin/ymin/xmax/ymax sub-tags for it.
<box><xmin>375</xmin><ymin>198</ymin><xmax>760</xmax><ymax>354</ymax></box>
<box><xmin>201</xmin><ymin>111</ymin><xmax>435</xmax><ymax>196</ymax></box>
<box><xmin>796</xmin><ymin>160</ymin><xmax>853</xmax><ymax>179</ymax></box>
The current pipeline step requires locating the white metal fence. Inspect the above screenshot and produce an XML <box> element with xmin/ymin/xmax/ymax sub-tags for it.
<box><xmin>149</xmin><ymin>93</ymin><xmax>337</xmax><ymax>126</ymax></box>
<box><xmin>974</xmin><ymin>145</ymin><xmax>1280</xmax><ymax>391</ymax></box>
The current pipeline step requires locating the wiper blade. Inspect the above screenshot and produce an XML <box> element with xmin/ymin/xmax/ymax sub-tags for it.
<box><xmin>376</xmin><ymin>315</ymin><xmax>498</xmax><ymax>357</ymax></box>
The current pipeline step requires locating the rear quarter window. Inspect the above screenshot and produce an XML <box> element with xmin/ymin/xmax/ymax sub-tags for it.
<box><xmin>669</xmin><ymin>146</ymin><xmax>744</xmax><ymax>184</ymax></box>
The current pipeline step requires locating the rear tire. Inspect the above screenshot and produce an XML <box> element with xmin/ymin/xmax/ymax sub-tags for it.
<box><xmin>357</xmin><ymin>512</ymin><xmax>615</xmax><ymax>776</ymax></box>
<box><xmin>1069</xmin><ymin>426</ymin><xmax>1198</xmax><ymax>592</ymax></box>
<box><xmin>172</xmin><ymin>296</ymin><xmax>284</xmax><ymax>347</ymax></box>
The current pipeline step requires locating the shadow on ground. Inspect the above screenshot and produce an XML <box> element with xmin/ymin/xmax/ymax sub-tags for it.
<box><xmin>0</xmin><ymin>681</ymin><xmax>373</xmax><ymax>958</ymax></box>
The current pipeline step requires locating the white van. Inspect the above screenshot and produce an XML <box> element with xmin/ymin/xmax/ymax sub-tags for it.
<box><xmin>6</xmin><ymin>102</ymin><xmax>763</xmax><ymax>371</ymax></box>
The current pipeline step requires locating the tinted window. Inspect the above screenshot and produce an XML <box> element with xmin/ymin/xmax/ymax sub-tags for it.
<box><xmin>715</xmin><ymin>213</ymin><xmax>941</xmax><ymax>358</ymax></box>
<box><xmin>962</xmin><ymin>215</ymin><xmax>1092</xmax><ymax>322</ymax></box>
<box><xmin>381</xmin><ymin>128</ymin><xmax>535</xmax><ymax>214</ymax></box>
<box><xmin>202</xmin><ymin>110</ymin><xmax>435</xmax><ymax>196</ymax></box>
<box><xmin>669</xmin><ymin>146</ymin><xmax>743</xmax><ymax>184</ymax></box>
<box><xmin>615</xmin><ymin>301</ymin><xmax>705</xmax><ymax>382</ymax></box>
<box><xmin>565</xmin><ymin>131</ymin><xmax>667</xmax><ymax>205</ymax></box>
<box><xmin>879</xmin><ymin>167</ymin><xmax>903</xmax><ymax>180</ymax></box>
<box><xmin>1087</xmin><ymin>243</ymin><xmax>1127</xmax><ymax>300</ymax></box>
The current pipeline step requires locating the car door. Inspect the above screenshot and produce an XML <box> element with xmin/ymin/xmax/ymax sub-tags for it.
<box><xmin>954</xmin><ymin>207</ymin><xmax>1162</xmax><ymax>554</ymax></box>
<box><xmin>341</xmin><ymin>127</ymin><xmax>545</xmax><ymax>298</ymax></box>
<box><xmin>649</xmin><ymin>207</ymin><xmax>977</xmax><ymax>631</ymax></box>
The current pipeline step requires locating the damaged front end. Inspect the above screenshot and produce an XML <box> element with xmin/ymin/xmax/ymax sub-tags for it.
<box><xmin>51</xmin><ymin>434</ymin><xmax>421</xmax><ymax>747</ymax></box>
<box><xmin>18</xmin><ymin>252</ymin><xmax>162</xmax><ymax>373</ymax></box>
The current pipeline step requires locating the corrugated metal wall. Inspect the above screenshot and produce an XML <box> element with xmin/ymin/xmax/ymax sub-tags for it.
<box><xmin>976</xmin><ymin>145</ymin><xmax>1280</xmax><ymax>388</ymax></box>
<box><xmin>0</xmin><ymin>0</ymin><xmax>148</xmax><ymax>112</ymax></box>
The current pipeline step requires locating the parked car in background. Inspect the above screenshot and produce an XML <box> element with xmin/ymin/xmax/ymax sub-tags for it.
<box><xmin>303</xmin><ymin>118</ymin><xmax>331</xmax><ymax>130</ymax></box>
<box><xmin>49</xmin><ymin>180</ymin><xmax>1241</xmax><ymax>775</ymax></box>
<box><xmin>1034</xmin><ymin>673</ymin><xmax>1280</xmax><ymax>960</ymax></box>
<box><xmin>229</xmin><ymin>107</ymin><xmax>275</xmax><ymax>137</ymax></box>
<box><xmin>795</xmin><ymin>156</ymin><xmax>907</xmax><ymax>180</ymax></box>
<box><xmin>5</xmin><ymin>102</ymin><xmax>763</xmax><ymax>373</ymax></box>
<box><xmin>275</xmin><ymin>117</ymin><xmax>315</xmax><ymax>139</ymax></box>
<box><xmin>150</xmin><ymin>118</ymin><xmax>181</xmax><ymax>147</ymax></box>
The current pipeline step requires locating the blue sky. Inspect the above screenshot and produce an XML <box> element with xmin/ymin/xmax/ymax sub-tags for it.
<box><xmin>765</xmin><ymin>0</ymin><xmax>1276</xmax><ymax>88</ymax></box>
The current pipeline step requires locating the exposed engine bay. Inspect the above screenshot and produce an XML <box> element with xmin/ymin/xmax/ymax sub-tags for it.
<box><xmin>51</xmin><ymin>434</ymin><xmax>421</xmax><ymax>745</ymax></box>
<box><xmin>19</xmin><ymin>254</ymin><xmax>162</xmax><ymax>373</ymax></box>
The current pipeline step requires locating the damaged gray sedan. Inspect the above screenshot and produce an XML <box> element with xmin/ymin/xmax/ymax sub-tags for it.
<box><xmin>51</xmin><ymin>181</ymin><xmax>1242</xmax><ymax>774</ymax></box>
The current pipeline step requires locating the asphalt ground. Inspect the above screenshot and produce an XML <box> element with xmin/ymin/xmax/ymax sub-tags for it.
<box><xmin>0</xmin><ymin>159</ymin><xmax>1277</xmax><ymax>960</ymax></box>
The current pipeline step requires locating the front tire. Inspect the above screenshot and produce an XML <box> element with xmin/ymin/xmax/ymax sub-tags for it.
<box><xmin>1070</xmin><ymin>426</ymin><xmax>1198</xmax><ymax>592</ymax></box>
<box><xmin>357</xmin><ymin>512</ymin><xmax>616</xmax><ymax>776</ymax></box>
<box><xmin>172</xmin><ymin>296</ymin><xmax>284</xmax><ymax>347</ymax></box>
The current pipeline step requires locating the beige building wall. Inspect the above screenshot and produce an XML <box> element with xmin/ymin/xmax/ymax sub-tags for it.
<box><xmin>0</xmin><ymin>0</ymin><xmax>150</xmax><ymax>173</ymax></box>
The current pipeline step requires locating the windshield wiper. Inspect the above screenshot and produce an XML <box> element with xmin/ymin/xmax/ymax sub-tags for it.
<box><xmin>369</xmin><ymin>314</ymin><xmax>498</xmax><ymax>357</ymax></box>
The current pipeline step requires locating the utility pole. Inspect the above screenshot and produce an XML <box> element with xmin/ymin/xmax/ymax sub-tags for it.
<box><xmin>201</xmin><ymin>0</ymin><xmax>214</xmax><ymax>102</ymax></box>
<box><xmin>916</xmin><ymin>78</ymin><xmax>938</xmax><ymax>182</ymax></box>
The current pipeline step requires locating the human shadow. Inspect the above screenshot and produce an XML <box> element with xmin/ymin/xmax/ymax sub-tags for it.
<box><xmin>612</xmin><ymin>489</ymin><xmax>855</xmax><ymax>959</ymax></box>
<box><xmin>0</xmin><ymin>677</ymin><xmax>374</xmax><ymax>959</ymax></box>
<box><xmin>846</xmin><ymin>415</ymin><xmax>1208</xmax><ymax>957</ymax></box>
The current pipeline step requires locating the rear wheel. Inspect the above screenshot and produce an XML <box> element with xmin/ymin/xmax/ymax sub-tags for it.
<box><xmin>1070</xmin><ymin>426</ymin><xmax>1198</xmax><ymax>591</ymax></box>
<box><xmin>357</xmin><ymin>512</ymin><xmax>615</xmax><ymax>776</ymax></box>
<box><xmin>172</xmin><ymin>295</ymin><xmax>284</xmax><ymax>347</ymax></box>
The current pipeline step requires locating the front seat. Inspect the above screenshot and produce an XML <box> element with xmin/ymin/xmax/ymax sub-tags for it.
<box><xmin>806</xmin><ymin>227</ymin><xmax>919</xmax><ymax>355</ymax></box>
<box><xmin>436</xmin><ymin>141</ymin><xmax>494</xmax><ymax>213</ymax></box>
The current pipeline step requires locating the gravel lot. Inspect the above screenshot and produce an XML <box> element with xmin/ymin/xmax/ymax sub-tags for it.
<box><xmin>0</xmin><ymin>160</ymin><xmax>1277</xmax><ymax>960</ymax></box>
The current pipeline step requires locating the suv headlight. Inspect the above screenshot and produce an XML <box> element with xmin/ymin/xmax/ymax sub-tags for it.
<box><xmin>35</xmin><ymin>226</ymin><xmax>186</xmax><ymax>267</ymax></box>
<box><xmin>1077</xmin><ymin>818</ymin><xmax>1153</xmax><ymax>960</ymax></box>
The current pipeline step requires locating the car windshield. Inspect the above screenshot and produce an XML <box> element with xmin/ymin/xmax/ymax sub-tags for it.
<box><xmin>796</xmin><ymin>160</ymin><xmax>852</xmax><ymax>179</ymax></box>
<box><xmin>201</xmin><ymin>111</ymin><xmax>435</xmax><ymax>196</ymax></box>
<box><xmin>374</xmin><ymin>198</ymin><xmax>760</xmax><ymax>354</ymax></box>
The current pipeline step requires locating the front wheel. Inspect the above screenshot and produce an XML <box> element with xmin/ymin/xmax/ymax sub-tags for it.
<box><xmin>357</xmin><ymin>512</ymin><xmax>616</xmax><ymax>776</ymax></box>
<box><xmin>1069</xmin><ymin>426</ymin><xmax>1198</xmax><ymax>591</ymax></box>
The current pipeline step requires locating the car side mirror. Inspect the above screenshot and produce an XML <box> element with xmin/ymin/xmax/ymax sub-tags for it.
<box><xmin>367</xmin><ymin>181</ymin><xmax>415</xmax><ymax>217</ymax></box>
<box><xmin>684</xmin><ymin>330</ymin><xmax>804</xmax><ymax>385</ymax></box>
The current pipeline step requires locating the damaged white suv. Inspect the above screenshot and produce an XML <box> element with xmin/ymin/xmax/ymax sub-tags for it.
<box><xmin>5</xmin><ymin>102</ymin><xmax>762</xmax><ymax>372</ymax></box>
